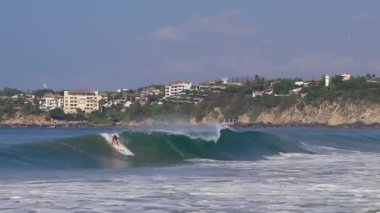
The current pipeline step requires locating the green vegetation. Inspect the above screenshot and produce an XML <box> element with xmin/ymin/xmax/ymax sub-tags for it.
<box><xmin>32</xmin><ymin>89</ymin><xmax>56</xmax><ymax>98</ymax></box>
<box><xmin>0</xmin><ymin>74</ymin><xmax>379</xmax><ymax>125</ymax></box>
<box><xmin>0</xmin><ymin>87</ymin><xmax>22</xmax><ymax>96</ymax></box>
<box><xmin>0</xmin><ymin>99</ymin><xmax>16</xmax><ymax>116</ymax></box>
<box><xmin>46</xmin><ymin>108</ymin><xmax>86</xmax><ymax>122</ymax></box>
<box><xmin>87</xmin><ymin>112</ymin><xmax>111</xmax><ymax>125</ymax></box>
<box><xmin>47</xmin><ymin>108</ymin><xmax>67</xmax><ymax>120</ymax></box>
<box><xmin>304</xmin><ymin>76</ymin><xmax>380</xmax><ymax>106</ymax></box>
<box><xmin>272</xmin><ymin>79</ymin><xmax>299</xmax><ymax>94</ymax></box>
<box><xmin>22</xmin><ymin>102</ymin><xmax>41</xmax><ymax>115</ymax></box>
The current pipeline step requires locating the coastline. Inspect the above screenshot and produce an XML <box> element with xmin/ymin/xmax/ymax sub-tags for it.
<box><xmin>1</xmin><ymin>101</ymin><xmax>379</xmax><ymax>129</ymax></box>
<box><xmin>232</xmin><ymin>121</ymin><xmax>380</xmax><ymax>129</ymax></box>
<box><xmin>1</xmin><ymin>120</ymin><xmax>379</xmax><ymax>129</ymax></box>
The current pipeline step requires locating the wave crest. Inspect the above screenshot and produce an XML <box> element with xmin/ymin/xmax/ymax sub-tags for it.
<box><xmin>1</xmin><ymin>128</ymin><xmax>311</xmax><ymax>169</ymax></box>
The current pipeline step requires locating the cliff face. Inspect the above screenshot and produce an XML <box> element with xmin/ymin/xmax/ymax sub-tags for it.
<box><xmin>252</xmin><ymin>101</ymin><xmax>380</xmax><ymax>126</ymax></box>
<box><xmin>1</xmin><ymin>112</ymin><xmax>46</xmax><ymax>126</ymax></box>
<box><xmin>195</xmin><ymin>101</ymin><xmax>379</xmax><ymax>126</ymax></box>
<box><xmin>1</xmin><ymin>101</ymin><xmax>379</xmax><ymax>127</ymax></box>
<box><xmin>200</xmin><ymin>107</ymin><xmax>225</xmax><ymax>124</ymax></box>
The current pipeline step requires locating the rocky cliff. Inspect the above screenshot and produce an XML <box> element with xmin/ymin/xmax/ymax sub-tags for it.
<box><xmin>1</xmin><ymin>101</ymin><xmax>379</xmax><ymax>127</ymax></box>
<box><xmin>197</xmin><ymin>100</ymin><xmax>379</xmax><ymax>127</ymax></box>
<box><xmin>249</xmin><ymin>101</ymin><xmax>380</xmax><ymax>126</ymax></box>
<box><xmin>0</xmin><ymin>112</ymin><xmax>85</xmax><ymax>127</ymax></box>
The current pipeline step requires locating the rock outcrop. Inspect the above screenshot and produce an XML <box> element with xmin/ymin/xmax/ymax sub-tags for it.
<box><xmin>251</xmin><ymin>101</ymin><xmax>380</xmax><ymax>126</ymax></box>
<box><xmin>0</xmin><ymin>112</ymin><xmax>85</xmax><ymax>127</ymax></box>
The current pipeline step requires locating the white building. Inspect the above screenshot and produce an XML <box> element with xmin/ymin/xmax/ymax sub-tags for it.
<box><xmin>294</xmin><ymin>81</ymin><xmax>309</xmax><ymax>87</ymax></box>
<box><xmin>325</xmin><ymin>75</ymin><xmax>331</xmax><ymax>87</ymax></box>
<box><xmin>116</xmin><ymin>88</ymin><xmax>130</xmax><ymax>93</ymax></box>
<box><xmin>11</xmin><ymin>94</ymin><xmax>24</xmax><ymax>101</ymax></box>
<box><xmin>63</xmin><ymin>89</ymin><xmax>100</xmax><ymax>114</ymax></box>
<box><xmin>252</xmin><ymin>90</ymin><xmax>264</xmax><ymax>97</ymax></box>
<box><xmin>24</xmin><ymin>94</ymin><xmax>35</xmax><ymax>103</ymax></box>
<box><xmin>290</xmin><ymin>87</ymin><xmax>302</xmax><ymax>94</ymax></box>
<box><xmin>165</xmin><ymin>80</ymin><xmax>192</xmax><ymax>98</ymax></box>
<box><xmin>141</xmin><ymin>87</ymin><xmax>161</xmax><ymax>97</ymax></box>
<box><xmin>39</xmin><ymin>93</ymin><xmax>63</xmax><ymax>111</ymax></box>
<box><xmin>341</xmin><ymin>73</ymin><xmax>351</xmax><ymax>81</ymax></box>
<box><xmin>123</xmin><ymin>101</ymin><xmax>133</xmax><ymax>108</ymax></box>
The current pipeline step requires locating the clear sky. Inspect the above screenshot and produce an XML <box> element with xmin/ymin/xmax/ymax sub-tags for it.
<box><xmin>0</xmin><ymin>0</ymin><xmax>379</xmax><ymax>90</ymax></box>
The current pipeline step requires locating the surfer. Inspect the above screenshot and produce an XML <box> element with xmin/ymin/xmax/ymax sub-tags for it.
<box><xmin>112</xmin><ymin>135</ymin><xmax>121</xmax><ymax>146</ymax></box>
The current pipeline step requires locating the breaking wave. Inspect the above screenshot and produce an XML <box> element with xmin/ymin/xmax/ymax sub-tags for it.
<box><xmin>1</xmin><ymin>127</ymin><xmax>377</xmax><ymax>170</ymax></box>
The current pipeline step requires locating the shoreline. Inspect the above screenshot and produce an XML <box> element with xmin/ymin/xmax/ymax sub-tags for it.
<box><xmin>0</xmin><ymin>121</ymin><xmax>379</xmax><ymax>129</ymax></box>
<box><xmin>232</xmin><ymin>122</ymin><xmax>380</xmax><ymax>129</ymax></box>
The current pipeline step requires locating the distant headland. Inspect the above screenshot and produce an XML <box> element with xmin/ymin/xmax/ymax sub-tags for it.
<box><xmin>1</xmin><ymin>73</ymin><xmax>379</xmax><ymax>128</ymax></box>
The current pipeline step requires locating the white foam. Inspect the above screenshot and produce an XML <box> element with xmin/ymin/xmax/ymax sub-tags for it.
<box><xmin>126</xmin><ymin>123</ymin><xmax>229</xmax><ymax>142</ymax></box>
<box><xmin>1</xmin><ymin>150</ymin><xmax>380</xmax><ymax>212</ymax></box>
<box><xmin>299</xmin><ymin>141</ymin><xmax>363</xmax><ymax>155</ymax></box>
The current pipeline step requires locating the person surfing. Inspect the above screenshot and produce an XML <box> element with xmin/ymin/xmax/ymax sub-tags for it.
<box><xmin>112</xmin><ymin>134</ymin><xmax>121</xmax><ymax>146</ymax></box>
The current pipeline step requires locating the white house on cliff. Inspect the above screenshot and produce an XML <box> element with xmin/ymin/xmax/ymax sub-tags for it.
<box><xmin>164</xmin><ymin>80</ymin><xmax>192</xmax><ymax>98</ymax></box>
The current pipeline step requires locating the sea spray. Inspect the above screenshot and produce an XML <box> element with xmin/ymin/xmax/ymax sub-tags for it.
<box><xmin>127</xmin><ymin>123</ymin><xmax>229</xmax><ymax>142</ymax></box>
<box><xmin>119</xmin><ymin>128</ymin><xmax>305</xmax><ymax>162</ymax></box>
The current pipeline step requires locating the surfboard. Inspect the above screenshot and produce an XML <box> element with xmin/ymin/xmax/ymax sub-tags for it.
<box><xmin>109</xmin><ymin>141</ymin><xmax>132</xmax><ymax>156</ymax></box>
<box><xmin>100</xmin><ymin>133</ymin><xmax>134</xmax><ymax>156</ymax></box>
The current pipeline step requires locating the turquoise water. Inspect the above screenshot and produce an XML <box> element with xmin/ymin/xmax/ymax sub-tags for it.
<box><xmin>0</xmin><ymin>126</ymin><xmax>379</xmax><ymax>212</ymax></box>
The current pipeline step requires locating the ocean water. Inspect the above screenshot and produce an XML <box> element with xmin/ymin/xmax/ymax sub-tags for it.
<box><xmin>0</xmin><ymin>125</ymin><xmax>379</xmax><ymax>212</ymax></box>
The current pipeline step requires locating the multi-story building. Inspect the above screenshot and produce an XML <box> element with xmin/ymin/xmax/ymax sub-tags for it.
<box><xmin>164</xmin><ymin>80</ymin><xmax>192</xmax><ymax>98</ymax></box>
<box><xmin>39</xmin><ymin>93</ymin><xmax>63</xmax><ymax>111</ymax></box>
<box><xmin>63</xmin><ymin>89</ymin><xmax>100</xmax><ymax>114</ymax></box>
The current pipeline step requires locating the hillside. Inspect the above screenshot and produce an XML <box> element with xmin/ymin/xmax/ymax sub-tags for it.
<box><xmin>1</xmin><ymin>75</ymin><xmax>379</xmax><ymax>127</ymax></box>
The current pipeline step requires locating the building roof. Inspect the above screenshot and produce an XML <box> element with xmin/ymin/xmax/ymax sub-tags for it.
<box><xmin>42</xmin><ymin>93</ymin><xmax>63</xmax><ymax>99</ymax></box>
<box><xmin>43</xmin><ymin>93</ymin><xmax>55</xmax><ymax>98</ymax></box>
<box><xmin>168</xmin><ymin>80</ymin><xmax>191</xmax><ymax>86</ymax></box>
<box><xmin>199</xmin><ymin>80</ymin><xmax>219</xmax><ymax>86</ymax></box>
<box><xmin>67</xmin><ymin>89</ymin><xmax>97</xmax><ymax>94</ymax></box>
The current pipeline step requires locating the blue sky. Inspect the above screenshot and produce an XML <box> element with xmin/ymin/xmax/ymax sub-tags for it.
<box><xmin>0</xmin><ymin>0</ymin><xmax>379</xmax><ymax>90</ymax></box>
